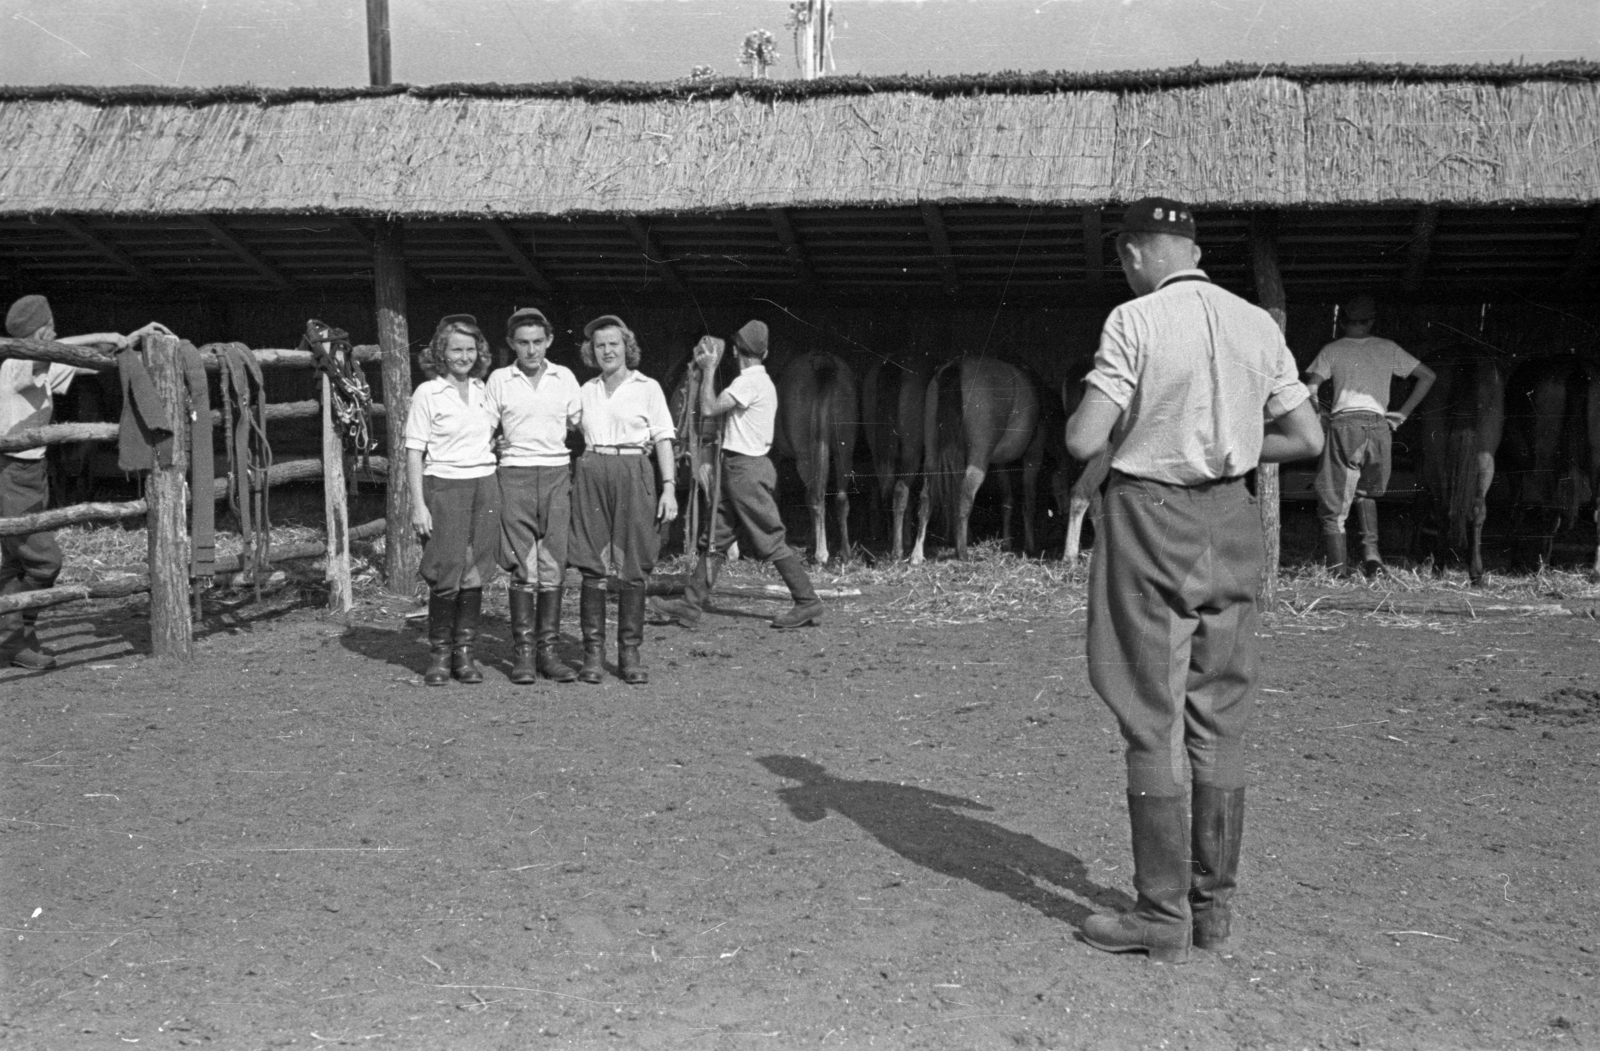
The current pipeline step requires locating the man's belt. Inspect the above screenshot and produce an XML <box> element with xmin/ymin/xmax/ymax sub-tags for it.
<box><xmin>589</xmin><ymin>445</ymin><xmax>647</xmax><ymax>456</ymax></box>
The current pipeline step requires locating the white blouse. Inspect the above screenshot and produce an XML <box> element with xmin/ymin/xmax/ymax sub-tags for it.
<box><xmin>403</xmin><ymin>377</ymin><xmax>497</xmax><ymax>479</ymax></box>
<box><xmin>578</xmin><ymin>370</ymin><xmax>674</xmax><ymax>450</ymax></box>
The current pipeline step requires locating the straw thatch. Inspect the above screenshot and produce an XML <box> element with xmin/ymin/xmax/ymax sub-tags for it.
<box><xmin>0</xmin><ymin>64</ymin><xmax>1597</xmax><ymax>218</ymax></box>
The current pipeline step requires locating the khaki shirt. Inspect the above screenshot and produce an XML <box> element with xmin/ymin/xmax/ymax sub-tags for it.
<box><xmin>1085</xmin><ymin>271</ymin><xmax>1308</xmax><ymax>484</ymax></box>
<box><xmin>1306</xmin><ymin>337</ymin><xmax>1420</xmax><ymax>417</ymax></box>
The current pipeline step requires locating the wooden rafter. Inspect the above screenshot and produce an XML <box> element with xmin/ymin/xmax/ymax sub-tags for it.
<box><xmin>1559</xmin><ymin>206</ymin><xmax>1600</xmax><ymax>288</ymax></box>
<box><xmin>50</xmin><ymin>216</ymin><xmax>164</xmax><ymax>286</ymax></box>
<box><xmin>195</xmin><ymin>216</ymin><xmax>291</xmax><ymax>289</ymax></box>
<box><xmin>1402</xmin><ymin>205</ymin><xmax>1441</xmax><ymax>292</ymax></box>
<box><xmin>480</xmin><ymin>220</ymin><xmax>556</xmax><ymax>295</ymax></box>
<box><xmin>767</xmin><ymin>209</ymin><xmax>821</xmax><ymax>293</ymax></box>
<box><xmin>919</xmin><ymin>202</ymin><xmax>960</xmax><ymax>295</ymax></box>
<box><xmin>1082</xmin><ymin>207</ymin><xmax>1103</xmax><ymax>286</ymax></box>
<box><xmin>620</xmin><ymin>216</ymin><xmax>690</xmax><ymax>297</ymax></box>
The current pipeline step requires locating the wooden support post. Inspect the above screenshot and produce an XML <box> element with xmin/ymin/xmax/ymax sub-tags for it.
<box><xmin>143</xmin><ymin>333</ymin><xmax>193</xmax><ymax>659</ymax></box>
<box><xmin>1249</xmin><ymin>214</ymin><xmax>1287</xmax><ymax>610</ymax></box>
<box><xmin>322</xmin><ymin>373</ymin><xmax>354</xmax><ymax>613</ymax></box>
<box><xmin>374</xmin><ymin>219</ymin><xmax>420</xmax><ymax>594</ymax></box>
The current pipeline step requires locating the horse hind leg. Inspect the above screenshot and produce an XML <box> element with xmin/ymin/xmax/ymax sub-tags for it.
<box><xmin>1469</xmin><ymin>451</ymin><xmax>1494</xmax><ymax>586</ymax></box>
<box><xmin>891</xmin><ymin>478</ymin><xmax>910</xmax><ymax>561</ymax></box>
<box><xmin>910</xmin><ymin>480</ymin><xmax>931</xmax><ymax>565</ymax></box>
<box><xmin>957</xmin><ymin>464</ymin><xmax>986</xmax><ymax>560</ymax></box>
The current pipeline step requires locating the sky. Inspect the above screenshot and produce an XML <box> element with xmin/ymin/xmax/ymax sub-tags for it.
<box><xmin>1</xmin><ymin>0</ymin><xmax>1596</xmax><ymax>88</ymax></box>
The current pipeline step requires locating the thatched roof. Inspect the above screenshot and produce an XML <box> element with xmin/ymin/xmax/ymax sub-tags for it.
<box><xmin>2</xmin><ymin>64</ymin><xmax>1598</xmax><ymax>218</ymax></box>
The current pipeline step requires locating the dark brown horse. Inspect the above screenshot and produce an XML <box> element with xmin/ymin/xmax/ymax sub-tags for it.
<box><xmin>860</xmin><ymin>360</ymin><xmax>928</xmax><ymax>561</ymax></box>
<box><xmin>1409</xmin><ymin>348</ymin><xmax>1505</xmax><ymax>585</ymax></box>
<box><xmin>1499</xmin><ymin>354</ymin><xmax>1600</xmax><ymax>575</ymax></box>
<box><xmin>774</xmin><ymin>351</ymin><xmax>859</xmax><ymax>565</ymax></box>
<box><xmin>910</xmin><ymin>357</ymin><xmax>1041</xmax><ymax>563</ymax></box>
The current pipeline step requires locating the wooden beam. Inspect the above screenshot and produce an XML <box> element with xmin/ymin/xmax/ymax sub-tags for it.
<box><xmin>1082</xmin><ymin>207</ymin><xmax>1103</xmax><ymax>287</ymax></box>
<box><xmin>373</xmin><ymin>219</ymin><xmax>420</xmax><ymax>594</ymax></box>
<box><xmin>1248</xmin><ymin>212</ymin><xmax>1286</xmax><ymax>609</ymax></box>
<box><xmin>50</xmin><ymin>216</ymin><xmax>164</xmax><ymax>286</ymax></box>
<box><xmin>1401</xmin><ymin>205</ymin><xmax>1440</xmax><ymax>292</ymax></box>
<box><xmin>480</xmin><ymin>220</ymin><xmax>556</xmax><ymax>295</ymax></box>
<box><xmin>767</xmin><ymin>208</ymin><xmax>821</xmax><ymax>293</ymax></box>
<box><xmin>1559</xmin><ymin>206</ymin><xmax>1600</xmax><ymax>288</ymax></box>
<box><xmin>919</xmin><ymin>202</ymin><xmax>960</xmax><ymax>296</ymax></box>
<box><xmin>620</xmin><ymin>216</ymin><xmax>691</xmax><ymax>297</ymax></box>
<box><xmin>194</xmin><ymin>216</ymin><xmax>291</xmax><ymax>290</ymax></box>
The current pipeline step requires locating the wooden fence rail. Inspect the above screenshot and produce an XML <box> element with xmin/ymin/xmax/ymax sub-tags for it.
<box><xmin>2</xmin><ymin>331</ymin><xmax>394</xmax><ymax>659</ymax></box>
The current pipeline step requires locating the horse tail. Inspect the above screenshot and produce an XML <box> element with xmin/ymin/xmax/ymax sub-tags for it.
<box><xmin>1443</xmin><ymin>427</ymin><xmax>1479</xmax><ymax>550</ymax></box>
<box><xmin>928</xmin><ymin>360</ymin><xmax>966</xmax><ymax>537</ymax></box>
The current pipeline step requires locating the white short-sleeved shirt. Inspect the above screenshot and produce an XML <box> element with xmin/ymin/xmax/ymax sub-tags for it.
<box><xmin>485</xmin><ymin>362</ymin><xmax>581</xmax><ymax>467</ymax></box>
<box><xmin>0</xmin><ymin>359</ymin><xmax>79</xmax><ymax>461</ymax></box>
<box><xmin>403</xmin><ymin>377</ymin><xmax>497</xmax><ymax>479</ymax></box>
<box><xmin>1084</xmin><ymin>271</ymin><xmax>1308</xmax><ymax>485</ymax></box>
<box><xmin>1306</xmin><ymin>337</ymin><xmax>1421</xmax><ymax>417</ymax></box>
<box><xmin>578</xmin><ymin>370</ymin><xmax>674</xmax><ymax>450</ymax></box>
<box><xmin>722</xmin><ymin>363</ymin><xmax>777</xmax><ymax>456</ymax></box>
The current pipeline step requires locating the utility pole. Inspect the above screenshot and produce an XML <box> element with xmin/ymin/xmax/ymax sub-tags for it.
<box><xmin>792</xmin><ymin>0</ymin><xmax>832</xmax><ymax>80</ymax></box>
<box><xmin>365</xmin><ymin>0</ymin><xmax>420</xmax><ymax>594</ymax></box>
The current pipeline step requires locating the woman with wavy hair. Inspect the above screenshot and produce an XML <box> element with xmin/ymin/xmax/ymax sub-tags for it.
<box><xmin>404</xmin><ymin>314</ymin><xmax>500</xmax><ymax>686</ymax></box>
<box><xmin>569</xmin><ymin>315</ymin><xmax>677</xmax><ymax>685</ymax></box>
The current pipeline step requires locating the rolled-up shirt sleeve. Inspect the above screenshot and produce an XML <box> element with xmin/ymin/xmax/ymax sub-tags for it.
<box><xmin>1264</xmin><ymin>335</ymin><xmax>1310</xmax><ymax>420</ymax></box>
<box><xmin>1083</xmin><ymin>308</ymin><xmax>1138</xmax><ymax>410</ymax></box>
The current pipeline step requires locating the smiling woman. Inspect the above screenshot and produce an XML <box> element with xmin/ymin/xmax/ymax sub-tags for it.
<box><xmin>404</xmin><ymin>314</ymin><xmax>500</xmax><ymax>687</ymax></box>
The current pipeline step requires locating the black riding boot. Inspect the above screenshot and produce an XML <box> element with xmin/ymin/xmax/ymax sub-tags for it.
<box><xmin>651</xmin><ymin>553</ymin><xmax>722</xmax><ymax>629</ymax></box>
<box><xmin>617</xmin><ymin>586</ymin><xmax>649</xmax><ymax>685</ymax></box>
<box><xmin>770</xmin><ymin>554</ymin><xmax>825</xmax><ymax>629</ymax></box>
<box><xmin>423</xmin><ymin>590</ymin><xmax>454</xmax><ymax>686</ymax></box>
<box><xmin>1323</xmin><ymin>531</ymin><xmax>1350</xmax><ymax>578</ymax></box>
<box><xmin>1190</xmin><ymin>784</ymin><xmax>1246</xmax><ymax>951</ymax></box>
<box><xmin>536</xmin><ymin>588</ymin><xmax>577</xmax><ymax>683</ymax></box>
<box><xmin>0</xmin><ymin>577</ymin><xmax>57</xmax><ymax>670</ymax></box>
<box><xmin>578</xmin><ymin>582</ymin><xmax>606</xmax><ymax>685</ymax></box>
<box><xmin>507</xmin><ymin>587</ymin><xmax>538</xmax><ymax>685</ymax></box>
<box><xmin>1356</xmin><ymin>498</ymin><xmax>1383</xmax><ymax>576</ymax></box>
<box><xmin>451</xmin><ymin>588</ymin><xmax>484</xmax><ymax>684</ymax></box>
<box><xmin>1082</xmin><ymin>793</ymin><xmax>1192</xmax><ymax>964</ymax></box>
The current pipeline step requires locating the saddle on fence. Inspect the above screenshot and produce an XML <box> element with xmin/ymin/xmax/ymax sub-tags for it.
<box><xmin>302</xmin><ymin>320</ymin><xmax>375</xmax><ymax>469</ymax></box>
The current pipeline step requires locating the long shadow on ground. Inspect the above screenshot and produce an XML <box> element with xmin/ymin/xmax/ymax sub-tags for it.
<box><xmin>758</xmin><ymin>755</ymin><xmax>1130</xmax><ymax>929</ymax></box>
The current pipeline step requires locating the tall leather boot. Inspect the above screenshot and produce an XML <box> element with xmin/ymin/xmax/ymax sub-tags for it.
<box><xmin>577</xmin><ymin>582</ymin><xmax>606</xmax><ymax>685</ymax></box>
<box><xmin>1356</xmin><ymin>498</ymin><xmax>1384</xmax><ymax>577</ymax></box>
<box><xmin>770</xmin><ymin>554</ymin><xmax>825</xmax><ymax>629</ymax></box>
<box><xmin>1082</xmin><ymin>793</ymin><xmax>1192</xmax><ymax>964</ymax></box>
<box><xmin>536</xmin><ymin>588</ymin><xmax>577</xmax><ymax>683</ymax></box>
<box><xmin>0</xmin><ymin>577</ymin><xmax>57</xmax><ymax>670</ymax></box>
<box><xmin>423</xmin><ymin>590</ymin><xmax>454</xmax><ymax>686</ymax></box>
<box><xmin>650</xmin><ymin>553</ymin><xmax>722</xmax><ymax>629</ymax></box>
<box><xmin>617</xmin><ymin>586</ymin><xmax>649</xmax><ymax>685</ymax></box>
<box><xmin>1190</xmin><ymin>784</ymin><xmax>1246</xmax><ymax>951</ymax></box>
<box><xmin>1323</xmin><ymin>531</ymin><xmax>1350</xmax><ymax>578</ymax></box>
<box><xmin>451</xmin><ymin>588</ymin><xmax>484</xmax><ymax>684</ymax></box>
<box><xmin>507</xmin><ymin>586</ymin><xmax>538</xmax><ymax>685</ymax></box>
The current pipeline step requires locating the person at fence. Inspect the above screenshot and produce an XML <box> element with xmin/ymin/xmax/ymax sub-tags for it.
<box><xmin>486</xmin><ymin>307</ymin><xmax>582</xmax><ymax>686</ymax></box>
<box><xmin>1063</xmin><ymin>198</ymin><xmax>1323</xmax><ymax>963</ymax></box>
<box><xmin>1</xmin><ymin>295</ymin><xmax>170</xmax><ymax>670</ymax></box>
<box><xmin>1304</xmin><ymin>293</ymin><xmax>1435</xmax><ymax>578</ymax></box>
<box><xmin>651</xmin><ymin>321</ymin><xmax>824</xmax><ymax>631</ymax></box>
<box><xmin>568</xmin><ymin>315</ymin><xmax>677</xmax><ymax>686</ymax></box>
<box><xmin>405</xmin><ymin>314</ymin><xmax>500</xmax><ymax>687</ymax></box>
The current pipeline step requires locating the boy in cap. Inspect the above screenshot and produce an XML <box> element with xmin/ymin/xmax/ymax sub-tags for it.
<box><xmin>485</xmin><ymin>307</ymin><xmax>582</xmax><ymax>684</ymax></box>
<box><xmin>1304</xmin><ymin>293</ymin><xmax>1435</xmax><ymax>577</ymax></box>
<box><xmin>1065</xmin><ymin>198</ymin><xmax>1323</xmax><ymax>962</ymax></box>
<box><xmin>652</xmin><ymin>320</ymin><xmax>824</xmax><ymax>630</ymax></box>
<box><xmin>1</xmin><ymin>295</ymin><xmax>170</xmax><ymax>668</ymax></box>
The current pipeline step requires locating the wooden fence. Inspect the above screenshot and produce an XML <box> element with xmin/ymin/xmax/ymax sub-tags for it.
<box><xmin>0</xmin><ymin>331</ymin><xmax>393</xmax><ymax>660</ymax></box>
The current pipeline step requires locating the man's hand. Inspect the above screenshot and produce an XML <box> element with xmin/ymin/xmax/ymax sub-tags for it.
<box><xmin>125</xmin><ymin>322</ymin><xmax>175</xmax><ymax>344</ymax></box>
<box><xmin>694</xmin><ymin>336</ymin><xmax>726</xmax><ymax>372</ymax></box>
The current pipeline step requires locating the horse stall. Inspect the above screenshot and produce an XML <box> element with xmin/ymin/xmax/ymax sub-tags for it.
<box><xmin>2</xmin><ymin>66</ymin><xmax>1599</xmax><ymax>657</ymax></box>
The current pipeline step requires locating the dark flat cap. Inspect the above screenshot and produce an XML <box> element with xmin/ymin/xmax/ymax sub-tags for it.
<box><xmin>6</xmin><ymin>294</ymin><xmax>52</xmax><ymax>338</ymax></box>
<box><xmin>1119</xmin><ymin>197</ymin><xmax>1197</xmax><ymax>241</ymax></box>
<box><xmin>584</xmin><ymin>314</ymin><xmax>629</xmax><ymax>339</ymax></box>
<box><xmin>435</xmin><ymin>313</ymin><xmax>478</xmax><ymax>332</ymax></box>
<box><xmin>734</xmin><ymin>319</ymin><xmax>769</xmax><ymax>359</ymax></box>
<box><xmin>1341</xmin><ymin>294</ymin><xmax>1377</xmax><ymax>322</ymax></box>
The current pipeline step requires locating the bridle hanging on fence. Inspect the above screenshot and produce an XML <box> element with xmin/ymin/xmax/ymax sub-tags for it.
<box><xmin>302</xmin><ymin>320</ymin><xmax>375</xmax><ymax>469</ymax></box>
<box><xmin>212</xmin><ymin>342</ymin><xmax>273</xmax><ymax>598</ymax></box>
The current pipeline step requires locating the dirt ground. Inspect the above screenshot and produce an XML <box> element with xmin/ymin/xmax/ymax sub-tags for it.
<box><xmin>3</xmin><ymin>564</ymin><xmax>1597</xmax><ymax>1051</ymax></box>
